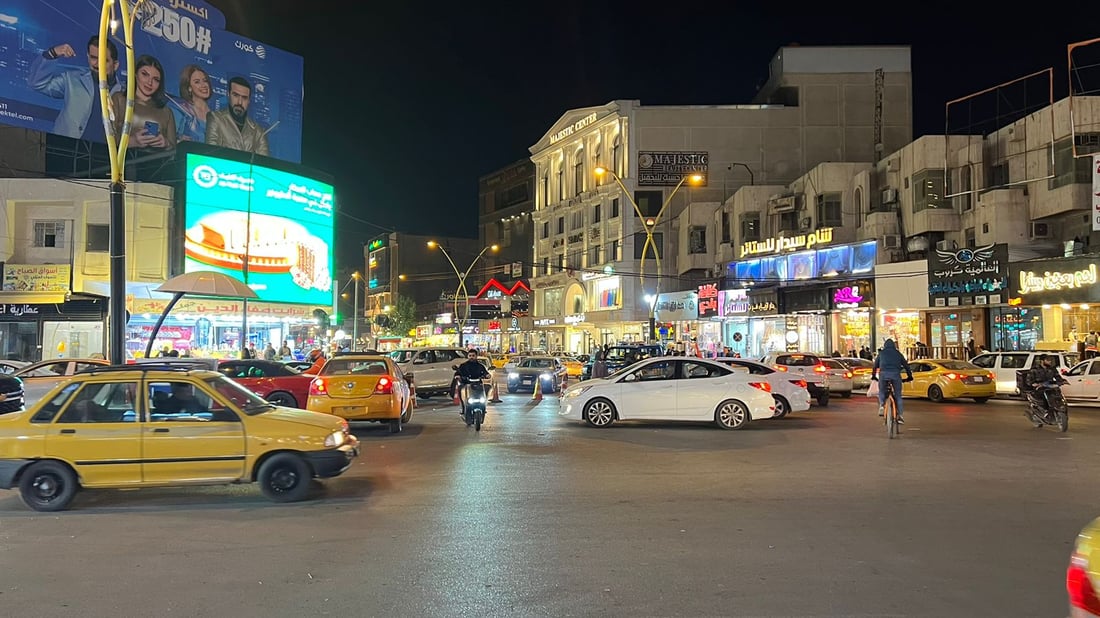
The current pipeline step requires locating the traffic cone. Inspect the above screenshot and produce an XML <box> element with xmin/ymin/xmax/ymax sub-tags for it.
<box><xmin>531</xmin><ymin>377</ymin><xmax>543</xmax><ymax>402</ymax></box>
<box><xmin>489</xmin><ymin>378</ymin><xmax>503</xmax><ymax>403</ymax></box>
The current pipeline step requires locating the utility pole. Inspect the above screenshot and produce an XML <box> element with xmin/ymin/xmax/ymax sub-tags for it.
<box><xmin>352</xmin><ymin>272</ymin><xmax>360</xmax><ymax>348</ymax></box>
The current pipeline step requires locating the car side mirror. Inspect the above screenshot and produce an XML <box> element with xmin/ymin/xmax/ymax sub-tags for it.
<box><xmin>622</xmin><ymin>373</ymin><xmax>637</xmax><ymax>382</ymax></box>
<box><xmin>451</xmin><ymin>365</ymin><xmax>458</xmax><ymax>371</ymax></box>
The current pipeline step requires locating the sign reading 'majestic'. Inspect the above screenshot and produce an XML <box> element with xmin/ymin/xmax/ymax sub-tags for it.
<box><xmin>182</xmin><ymin>152</ymin><xmax>335</xmax><ymax>306</ymax></box>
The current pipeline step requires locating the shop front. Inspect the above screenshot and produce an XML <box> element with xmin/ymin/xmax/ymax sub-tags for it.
<box><xmin>744</xmin><ymin>288</ymin><xmax>781</xmax><ymax>358</ymax></box>
<box><xmin>778</xmin><ymin>287</ymin><xmax>829</xmax><ymax>355</ymax></box>
<box><xmin>654</xmin><ymin>290</ymin><xmax>698</xmax><ymax>352</ymax></box>
<box><xmin>718</xmin><ymin>288</ymin><xmax>750</xmax><ymax>357</ymax></box>
<box><xmin>533</xmin><ymin>271</ymin><xmax>646</xmax><ymax>354</ymax></box>
<box><xmin>0</xmin><ymin>299</ymin><xmax>107</xmax><ymax>362</ymax></box>
<box><xmin>926</xmin><ymin>243</ymin><xmax>1008</xmax><ymax>358</ymax></box>
<box><xmin>874</xmin><ymin>259</ymin><xmax>929</xmax><ymax>357</ymax></box>
<box><xmin>828</xmin><ymin>280</ymin><xmax>875</xmax><ymax>356</ymax></box>
<box><xmin>1000</xmin><ymin>256</ymin><xmax>1100</xmax><ymax>354</ymax></box>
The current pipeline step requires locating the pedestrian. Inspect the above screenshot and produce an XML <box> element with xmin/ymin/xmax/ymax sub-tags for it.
<box><xmin>591</xmin><ymin>352</ymin><xmax>609</xmax><ymax>379</ymax></box>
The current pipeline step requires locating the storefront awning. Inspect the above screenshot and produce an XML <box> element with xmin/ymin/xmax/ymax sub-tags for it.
<box><xmin>0</xmin><ymin>291</ymin><xmax>67</xmax><ymax>304</ymax></box>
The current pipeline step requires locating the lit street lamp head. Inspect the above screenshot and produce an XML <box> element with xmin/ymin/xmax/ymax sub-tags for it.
<box><xmin>594</xmin><ymin>166</ymin><xmax>607</xmax><ymax>176</ymax></box>
<box><xmin>490</xmin><ymin>244</ymin><xmax>500</xmax><ymax>252</ymax></box>
<box><xmin>427</xmin><ymin>240</ymin><xmax>438</xmax><ymax>249</ymax></box>
<box><xmin>688</xmin><ymin>173</ymin><xmax>704</xmax><ymax>184</ymax></box>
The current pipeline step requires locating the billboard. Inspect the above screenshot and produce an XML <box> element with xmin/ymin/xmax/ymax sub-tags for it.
<box><xmin>183</xmin><ymin>152</ymin><xmax>334</xmax><ymax>305</ymax></box>
<box><xmin>0</xmin><ymin>0</ymin><xmax>303</xmax><ymax>161</ymax></box>
<box><xmin>927</xmin><ymin>243</ymin><xmax>1009</xmax><ymax>307</ymax></box>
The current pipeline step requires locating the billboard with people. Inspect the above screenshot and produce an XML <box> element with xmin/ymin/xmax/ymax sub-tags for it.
<box><xmin>0</xmin><ymin>0</ymin><xmax>304</xmax><ymax>162</ymax></box>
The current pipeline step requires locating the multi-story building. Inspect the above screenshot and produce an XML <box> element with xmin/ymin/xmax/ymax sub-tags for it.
<box><xmin>479</xmin><ymin>159</ymin><xmax>535</xmax><ymax>282</ymax></box>
<box><xmin>528</xmin><ymin>45</ymin><xmax>913</xmax><ymax>354</ymax></box>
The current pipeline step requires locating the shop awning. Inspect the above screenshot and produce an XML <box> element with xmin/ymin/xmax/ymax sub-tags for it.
<box><xmin>0</xmin><ymin>291</ymin><xmax>67</xmax><ymax>304</ymax></box>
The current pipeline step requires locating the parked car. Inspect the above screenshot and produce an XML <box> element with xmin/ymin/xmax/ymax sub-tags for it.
<box><xmin>969</xmin><ymin>351</ymin><xmax>1079</xmax><ymax>396</ymax></box>
<box><xmin>14</xmin><ymin>358</ymin><xmax>111</xmax><ymax>404</ymax></box>
<box><xmin>0</xmin><ymin>360</ymin><xmax>30</xmax><ymax>375</ymax></box>
<box><xmin>819</xmin><ymin>358</ymin><xmax>854</xmax><ymax>398</ymax></box>
<box><xmin>560</xmin><ymin>356</ymin><xmax>774</xmax><ymax>429</ymax></box>
<box><xmin>836</xmin><ymin>357</ymin><xmax>874</xmax><ymax>389</ymax></box>
<box><xmin>507</xmin><ymin>357</ymin><xmax>567</xmax><ymax>393</ymax></box>
<box><xmin>218</xmin><ymin>359</ymin><xmax>315</xmax><ymax>409</ymax></box>
<box><xmin>0</xmin><ymin>365</ymin><xmax>358</xmax><ymax>511</ymax></box>
<box><xmin>1059</xmin><ymin>358</ymin><xmax>1100</xmax><ymax>403</ymax></box>
<box><xmin>557</xmin><ymin>356</ymin><xmax>584</xmax><ymax>378</ymax></box>
<box><xmin>387</xmin><ymin>348</ymin><xmax>467</xmax><ymax>398</ymax></box>
<box><xmin>308</xmin><ymin>354</ymin><xmax>412</xmax><ymax>433</ymax></box>
<box><xmin>901</xmin><ymin>359</ymin><xmax>996</xmax><ymax>403</ymax></box>
<box><xmin>714</xmin><ymin>357</ymin><xmax>812</xmax><ymax>418</ymax></box>
<box><xmin>760</xmin><ymin>352</ymin><xmax>831</xmax><ymax>406</ymax></box>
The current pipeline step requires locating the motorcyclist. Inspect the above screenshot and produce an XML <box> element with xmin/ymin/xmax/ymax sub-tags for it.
<box><xmin>452</xmin><ymin>349</ymin><xmax>491</xmax><ymax>412</ymax></box>
<box><xmin>872</xmin><ymin>338</ymin><xmax>914</xmax><ymax>423</ymax></box>
<box><xmin>1024</xmin><ymin>354</ymin><xmax>1067</xmax><ymax>418</ymax></box>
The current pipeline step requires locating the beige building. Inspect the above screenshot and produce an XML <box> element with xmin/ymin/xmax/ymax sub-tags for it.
<box><xmin>528</xmin><ymin>45</ymin><xmax>913</xmax><ymax>353</ymax></box>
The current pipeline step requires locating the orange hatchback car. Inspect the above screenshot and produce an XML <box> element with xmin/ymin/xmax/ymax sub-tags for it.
<box><xmin>307</xmin><ymin>355</ymin><xmax>413</xmax><ymax>434</ymax></box>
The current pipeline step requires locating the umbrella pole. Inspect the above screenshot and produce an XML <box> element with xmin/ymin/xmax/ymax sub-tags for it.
<box><xmin>144</xmin><ymin>292</ymin><xmax>185</xmax><ymax>360</ymax></box>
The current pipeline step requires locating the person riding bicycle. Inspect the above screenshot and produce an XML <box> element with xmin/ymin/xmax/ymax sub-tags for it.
<box><xmin>452</xmin><ymin>349</ymin><xmax>491</xmax><ymax>407</ymax></box>
<box><xmin>872</xmin><ymin>339</ymin><xmax>914</xmax><ymax>423</ymax></box>
<box><xmin>1024</xmin><ymin>354</ymin><xmax>1067</xmax><ymax>417</ymax></box>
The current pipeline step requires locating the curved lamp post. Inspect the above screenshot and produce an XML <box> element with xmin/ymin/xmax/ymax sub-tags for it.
<box><xmin>593</xmin><ymin>166</ymin><xmax>703</xmax><ymax>342</ymax></box>
<box><xmin>143</xmin><ymin>271</ymin><xmax>258</xmax><ymax>359</ymax></box>
<box><xmin>428</xmin><ymin>241</ymin><xmax>498</xmax><ymax>347</ymax></box>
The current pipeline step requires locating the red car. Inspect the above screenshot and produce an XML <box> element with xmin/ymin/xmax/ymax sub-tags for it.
<box><xmin>218</xmin><ymin>359</ymin><xmax>316</xmax><ymax>409</ymax></box>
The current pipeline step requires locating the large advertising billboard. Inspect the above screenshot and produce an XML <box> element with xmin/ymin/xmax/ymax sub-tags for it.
<box><xmin>183</xmin><ymin>152</ymin><xmax>334</xmax><ymax>305</ymax></box>
<box><xmin>0</xmin><ymin>0</ymin><xmax>304</xmax><ymax>161</ymax></box>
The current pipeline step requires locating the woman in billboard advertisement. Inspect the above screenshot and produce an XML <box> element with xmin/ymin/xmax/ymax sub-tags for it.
<box><xmin>169</xmin><ymin>64</ymin><xmax>212</xmax><ymax>142</ymax></box>
<box><xmin>110</xmin><ymin>54</ymin><xmax>177</xmax><ymax>151</ymax></box>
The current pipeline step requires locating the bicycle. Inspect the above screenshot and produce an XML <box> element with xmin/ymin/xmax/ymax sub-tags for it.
<box><xmin>881</xmin><ymin>379</ymin><xmax>900</xmax><ymax>439</ymax></box>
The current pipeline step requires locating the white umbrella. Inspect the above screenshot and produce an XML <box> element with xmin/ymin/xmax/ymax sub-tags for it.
<box><xmin>144</xmin><ymin>271</ymin><xmax>257</xmax><ymax>359</ymax></box>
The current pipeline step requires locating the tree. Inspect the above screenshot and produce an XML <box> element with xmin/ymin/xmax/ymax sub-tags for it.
<box><xmin>386</xmin><ymin>294</ymin><xmax>418</xmax><ymax>338</ymax></box>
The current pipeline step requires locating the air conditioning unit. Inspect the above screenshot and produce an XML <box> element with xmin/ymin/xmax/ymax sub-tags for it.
<box><xmin>769</xmin><ymin>195</ymin><xmax>797</xmax><ymax>212</ymax></box>
<box><xmin>1031</xmin><ymin>221</ymin><xmax>1051</xmax><ymax>239</ymax></box>
<box><xmin>886</xmin><ymin>158</ymin><xmax>901</xmax><ymax>172</ymax></box>
<box><xmin>882</xmin><ymin>234</ymin><xmax>902</xmax><ymax>249</ymax></box>
<box><xmin>935</xmin><ymin>240</ymin><xmax>956</xmax><ymax>252</ymax></box>
<box><xmin>882</xmin><ymin>188</ymin><xmax>898</xmax><ymax>204</ymax></box>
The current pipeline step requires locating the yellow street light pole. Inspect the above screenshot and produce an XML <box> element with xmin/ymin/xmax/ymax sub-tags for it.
<box><xmin>594</xmin><ymin>166</ymin><xmax>702</xmax><ymax>343</ymax></box>
<box><xmin>428</xmin><ymin>241</ymin><xmax>499</xmax><ymax>347</ymax></box>
<box><xmin>98</xmin><ymin>0</ymin><xmax>146</xmax><ymax>364</ymax></box>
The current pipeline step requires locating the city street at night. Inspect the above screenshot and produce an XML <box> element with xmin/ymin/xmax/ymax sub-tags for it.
<box><xmin>0</xmin><ymin>388</ymin><xmax>1094</xmax><ymax>617</ymax></box>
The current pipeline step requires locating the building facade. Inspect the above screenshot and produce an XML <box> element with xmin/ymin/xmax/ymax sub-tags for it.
<box><xmin>479</xmin><ymin>159</ymin><xmax>535</xmax><ymax>282</ymax></box>
<box><xmin>528</xmin><ymin>45</ymin><xmax>913</xmax><ymax>354</ymax></box>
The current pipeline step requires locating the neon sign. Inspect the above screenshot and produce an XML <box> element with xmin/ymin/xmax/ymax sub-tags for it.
<box><xmin>833</xmin><ymin>286</ymin><xmax>864</xmax><ymax>308</ymax></box>
<box><xmin>740</xmin><ymin>227</ymin><xmax>834</xmax><ymax>258</ymax></box>
<box><xmin>1017</xmin><ymin>264</ymin><xmax>1098</xmax><ymax>294</ymax></box>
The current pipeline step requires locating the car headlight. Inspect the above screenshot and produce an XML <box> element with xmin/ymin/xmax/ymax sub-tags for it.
<box><xmin>508</xmin><ymin>372</ymin><xmax>519</xmax><ymax>379</ymax></box>
<box><xmin>324</xmin><ymin>431</ymin><xmax>345</xmax><ymax>448</ymax></box>
<box><xmin>541</xmin><ymin>373</ymin><xmax>552</xmax><ymax>380</ymax></box>
<box><xmin>564</xmin><ymin>386</ymin><xmax>593</xmax><ymax>398</ymax></box>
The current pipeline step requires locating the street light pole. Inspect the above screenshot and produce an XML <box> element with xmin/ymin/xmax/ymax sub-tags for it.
<box><xmin>429</xmin><ymin>242</ymin><xmax>498</xmax><ymax>348</ymax></box>
<box><xmin>594</xmin><ymin>167</ymin><xmax>702</xmax><ymax>343</ymax></box>
<box><xmin>352</xmin><ymin>272</ymin><xmax>360</xmax><ymax>347</ymax></box>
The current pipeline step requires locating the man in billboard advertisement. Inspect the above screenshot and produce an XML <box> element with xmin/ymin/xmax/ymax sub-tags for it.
<box><xmin>182</xmin><ymin>151</ymin><xmax>334</xmax><ymax>306</ymax></box>
<box><xmin>0</xmin><ymin>0</ymin><xmax>303</xmax><ymax>162</ymax></box>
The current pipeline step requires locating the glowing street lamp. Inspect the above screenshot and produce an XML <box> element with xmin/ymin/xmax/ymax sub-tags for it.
<box><xmin>428</xmin><ymin>241</ymin><xmax>500</xmax><ymax>346</ymax></box>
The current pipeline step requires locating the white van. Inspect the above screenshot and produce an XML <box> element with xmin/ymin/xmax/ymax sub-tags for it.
<box><xmin>387</xmin><ymin>348</ymin><xmax>468</xmax><ymax>398</ymax></box>
<box><xmin>968</xmin><ymin>351</ymin><xmax>1079</xmax><ymax>395</ymax></box>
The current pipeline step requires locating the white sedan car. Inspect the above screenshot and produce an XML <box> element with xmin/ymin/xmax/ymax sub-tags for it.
<box><xmin>714</xmin><ymin>357</ymin><xmax>812</xmax><ymax>418</ymax></box>
<box><xmin>558</xmin><ymin>356</ymin><xmax>775</xmax><ymax>430</ymax></box>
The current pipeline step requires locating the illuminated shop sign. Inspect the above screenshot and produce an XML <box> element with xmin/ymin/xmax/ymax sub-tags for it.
<box><xmin>927</xmin><ymin>243</ymin><xmax>1009</xmax><ymax>307</ymax></box>
<box><xmin>697</xmin><ymin>282</ymin><xmax>719</xmax><ymax>318</ymax></box>
<box><xmin>740</xmin><ymin>228</ymin><xmax>834</xmax><ymax>258</ymax></box>
<box><xmin>718</xmin><ymin>289</ymin><xmax>749</xmax><ymax>317</ymax></box>
<box><xmin>1017</xmin><ymin>264</ymin><xmax>1098</xmax><ymax>294</ymax></box>
<box><xmin>833</xmin><ymin>286</ymin><xmax>864</xmax><ymax>308</ymax></box>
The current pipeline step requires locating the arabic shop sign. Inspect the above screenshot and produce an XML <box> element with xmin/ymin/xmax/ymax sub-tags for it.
<box><xmin>1009</xmin><ymin>258</ymin><xmax>1100</xmax><ymax>304</ymax></box>
<box><xmin>697</xmin><ymin>282</ymin><xmax>720</xmax><ymax>318</ymax></box>
<box><xmin>927</xmin><ymin>243</ymin><xmax>1009</xmax><ymax>307</ymax></box>
<box><xmin>833</xmin><ymin>286</ymin><xmax>864</xmax><ymax>309</ymax></box>
<box><xmin>654</xmin><ymin>291</ymin><xmax>698</xmax><ymax>322</ymax></box>
<box><xmin>740</xmin><ymin>228</ymin><xmax>834</xmax><ymax>258</ymax></box>
<box><xmin>718</xmin><ymin>289</ymin><xmax>749</xmax><ymax>316</ymax></box>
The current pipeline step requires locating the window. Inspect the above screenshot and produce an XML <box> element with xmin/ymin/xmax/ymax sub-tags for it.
<box><xmin>953</xmin><ymin>166</ymin><xmax>973</xmax><ymax>211</ymax></box>
<box><xmin>1049</xmin><ymin>136</ymin><xmax>1094</xmax><ymax>190</ymax></box>
<box><xmin>556</xmin><ymin>168</ymin><xmax>563</xmax><ymax>201</ymax></box>
<box><xmin>854</xmin><ymin>187</ymin><xmax>864</xmax><ymax>220</ymax></box>
<box><xmin>740</xmin><ymin>213</ymin><xmax>760</xmax><ymax>240</ymax></box>
<box><xmin>592</xmin><ymin>203</ymin><xmax>601</xmax><ymax>224</ymax></box>
<box><xmin>629</xmin><ymin>360</ymin><xmax>676</xmax><ymax>381</ymax></box>
<box><xmin>558</xmin><ymin>254</ymin><xmax>566</xmax><ymax>270</ymax></box>
<box><xmin>571</xmin><ymin>211</ymin><xmax>584</xmax><ymax>230</ymax></box>
<box><xmin>542</xmin><ymin>221</ymin><xmax>549</xmax><ymax>239</ymax></box>
<box><xmin>778</xmin><ymin>211</ymin><xmax>799</xmax><ymax>231</ymax></box>
<box><xmin>86</xmin><ymin>224</ymin><xmax>109</xmax><ymax>252</ymax></box>
<box><xmin>611</xmin><ymin>198</ymin><xmax>620</xmax><ymax>218</ymax></box>
<box><xmin>683</xmin><ymin>361</ymin><xmax>729</xmax><ymax>379</ymax></box>
<box><xmin>540</xmin><ymin>174</ymin><xmax>549</xmax><ymax>207</ymax></box>
<box><xmin>611</xmin><ymin>239</ymin><xmax>622</xmax><ymax>261</ymax></box>
<box><xmin>964</xmin><ymin>227</ymin><xmax>976</xmax><ymax>248</ymax></box>
<box><xmin>815</xmin><ymin>193</ymin><xmax>843</xmax><ymax>226</ymax></box>
<box><xmin>634</xmin><ymin>191</ymin><xmax>662</xmax><ymax>217</ymax></box>
<box><xmin>588</xmin><ymin>245</ymin><xmax>602</xmax><ymax>265</ymax></box>
<box><xmin>688</xmin><ymin>226</ymin><xmax>706</xmax><ymax>254</ymax></box>
<box><xmin>912</xmin><ymin>169</ymin><xmax>945</xmax><ymax>212</ymax></box>
<box><xmin>149</xmin><ymin>381</ymin><xmax>238</xmax><ymax>422</ymax></box>
<box><xmin>612</xmin><ymin>135</ymin><xmax>622</xmax><ymax>176</ymax></box>
<box><xmin>721</xmin><ymin>212</ymin><xmax>731</xmax><ymax>243</ymax></box>
<box><xmin>633</xmin><ymin>232</ymin><xmax>663</xmax><ymax>259</ymax></box>
<box><xmin>574</xmin><ymin>150</ymin><xmax>584</xmax><ymax>196</ymax></box>
<box><xmin>34</xmin><ymin>220</ymin><xmax>66</xmax><ymax>248</ymax></box>
<box><xmin>542</xmin><ymin>257</ymin><xmax>550</xmax><ymax>275</ymax></box>
<box><xmin>988</xmin><ymin>162</ymin><xmax>1009</xmax><ymax>188</ymax></box>
<box><xmin>56</xmin><ymin>382</ymin><xmax>137</xmax><ymax>424</ymax></box>
<box><xmin>982</xmin><ymin>222</ymin><xmax>990</xmax><ymax>233</ymax></box>
<box><xmin>557</xmin><ymin>217</ymin><xmax>565</xmax><ymax>235</ymax></box>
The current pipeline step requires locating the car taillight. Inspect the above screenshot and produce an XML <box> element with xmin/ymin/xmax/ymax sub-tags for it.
<box><xmin>789</xmin><ymin>379</ymin><xmax>808</xmax><ymax>389</ymax></box>
<box><xmin>775</xmin><ymin>366</ymin><xmax>788</xmax><ymax>372</ymax></box>
<box><xmin>844</xmin><ymin>371</ymin><xmax>853</xmax><ymax>379</ymax></box>
<box><xmin>813</xmin><ymin>364</ymin><xmax>828</xmax><ymax>373</ymax></box>
<box><xmin>748</xmin><ymin>381</ymin><xmax>771</xmax><ymax>393</ymax></box>
<box><xmin>309</xmin><ymin>378</ymin><xmax>327</xmax><ymax>396</ymax></box>
<box><xmin>375</xmin><ymin>376</ymin><xmax>394</xmax><ymax>394</ymax></box>
<box><xmin>1068</xmin><ymin>552</ymin><xmax>1100</xmax><ymax>614</ymax></box>
<box><xmin>945</xmin><ymin>373</ymin><xmax>959</xmax><ymax>380</ymax></box>
<box><xmin>988</xmin><ymin>373</ymin><xmax>996</xmax><ymax>380</ymax></box>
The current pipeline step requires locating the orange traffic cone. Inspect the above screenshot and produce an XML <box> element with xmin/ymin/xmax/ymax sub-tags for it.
<box><xmin>489</xmin><ymin>378</ymin><xmax>503</xmax><ymax>403</ymax></box>
<box><xmin>531</xmin><ymin>377</ymin><xmax>543</xmax><ymax>402</ymax></box>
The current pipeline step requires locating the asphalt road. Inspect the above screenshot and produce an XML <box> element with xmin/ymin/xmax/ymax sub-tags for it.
<box><xmin>0</xmin><ymin>387</ymin><xmax>1096</xmax><ymax>617</ymax></box>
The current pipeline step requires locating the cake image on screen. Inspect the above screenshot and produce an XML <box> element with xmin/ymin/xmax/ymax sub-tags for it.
<box><xmin>185</xmin><ymin>212</ymin><xmax>331</xmax><ymax>292</ymax></box>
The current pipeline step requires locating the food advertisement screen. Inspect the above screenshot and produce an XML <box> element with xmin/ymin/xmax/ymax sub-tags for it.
<box><xmin>183</xmin><ymin>152</ymin><xmax>334</xmax><ymax>305</ymax></box>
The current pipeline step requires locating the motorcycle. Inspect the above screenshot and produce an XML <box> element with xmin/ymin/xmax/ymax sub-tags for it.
<box><xmin>1016</xmin><ymin>370</ymin><xmax>1069</xmax><ymax>432</ymax></box>
<box><xmin>452</xmin><ymin>365</ymin><xmax>489</xmax><ymax>431</ymax></box>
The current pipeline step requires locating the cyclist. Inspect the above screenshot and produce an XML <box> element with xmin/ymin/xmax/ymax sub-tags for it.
<box><xmin>872</xmin><ymin>338</ymin><xmax>914</xmax><ymax>423</ymax></box>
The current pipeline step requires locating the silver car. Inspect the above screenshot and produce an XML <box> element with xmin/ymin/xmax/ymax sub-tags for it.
<box><xmin>820</xmin><ymin>358</ymin><xmax>854</xmax><ymax>397</ymax></box>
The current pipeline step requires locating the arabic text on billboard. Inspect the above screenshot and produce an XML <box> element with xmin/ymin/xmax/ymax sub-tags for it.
<box><xmin>0</xmin><ymin>0</ymin><xmax>304</xmax><ymax>161</ymax></box>
<box><xmin>183</xmin><ymin>153</ymin><xmax>334</xmax><ymax>305</ymax></box>
<box><xmin>637</xmin><ymin>151</ymin><xmax>709</xmax><ymax>186</ymax></box>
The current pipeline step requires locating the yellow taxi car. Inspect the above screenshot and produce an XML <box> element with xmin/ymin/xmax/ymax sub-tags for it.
<box><xmin>491</xmin><ymin>354</ymin><xmax>511</xmax><ymax>370</ymax></box>
<box><xmin>1069</xmin><ymin>517</ymin><xmax>1100</xmax><ymax>617</ymax></box>
<box><xmin>901</xmin><ymin>359</ymin><xmax>997</xmax><ymax>403</ymax></box>
<box><xmin>557</xmin><ymin>356</ymin><xmax>584</xmax><ymax>378</ymax></box>
<box><xmin>307</xmin><ymin>355</ymin><xmax>412</xmax><ymax>433</ymax></box>
<box><xmin>0</xmin><ymin>365</ymin><xmax>359</xmax><ymax>512</ymax></box>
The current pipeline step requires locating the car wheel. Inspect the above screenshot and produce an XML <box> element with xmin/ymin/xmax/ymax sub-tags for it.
<box><xmin>507</xmin><ymin>386</ymin><xmax>517</xmax><ymax>393</ymax></box>
<box><xmin>416</xmin><ymin>392</ymin><xmax>433</xmax><ymax>400</ymax></box>
<box><xmin>19</xmin><ymin>460</ymin><xmax>78</xmax><ymax>512</ymax></box>
<box><xmin>973</xmin><ymin>397</ymin><xmax>989</xmax><ymax>404</ymax></box>
<box><xmin>258</xmin><ymin>453</ymin><xmax>312</xmax><ymax>503</ymax></box>
<box><xmin>772</xmin><ymin>395</ymin><xmax>790</xmax><ymax>418</ymax></box>
<box><xmin>840</xmin><ymin>391</ymin><xmax>852</xmax><ymax>399</ymax></box>
<box><xmin>583</xmin><ymin>398</ymin><xmax>616</xmax><ymax>428</ymax></box>
<box><xmin>715</xmin><ymin>399</ymin><xmax>750</xmax><ymax>430</ymax></box>
<box><xmin>817</xmin><ymin>394</ymin><xmax>830</xmax><ymax>406</ymax></box>
<box><xmin>388</xmin><ymin>419</ymin><xmax>402</xmax><ymax>434</ymax></box>
<box><xmin>928</xmin><ymin>384</ymin><xmax>945</xmax><ymax>403</ymax></box>
<box><xmin>266</xmin><ymin>391</ymin><xmax>297</xmax><ymax>408</ymax></box>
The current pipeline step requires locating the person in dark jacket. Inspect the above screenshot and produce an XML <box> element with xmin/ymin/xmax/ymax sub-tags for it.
<box><xmin>1024</xmin><ymin>354</ymin><xmax>1067</xmax><ymax>419</ymax></box>
<box><xmin>872</xmin><ymin>339</ymin><xmax>914</xmax><ymax>422</ymax></box>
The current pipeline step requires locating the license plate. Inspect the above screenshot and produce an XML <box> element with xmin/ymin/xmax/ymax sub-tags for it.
<box><xmin>970</xmin><ymin>376</ymin><xmax>986</xmax><ymax>383</ymax></box>
<box><xmin>335</xmin><ymin>406</ymin><xmax>362</xmax><ymax>415</ymax></box>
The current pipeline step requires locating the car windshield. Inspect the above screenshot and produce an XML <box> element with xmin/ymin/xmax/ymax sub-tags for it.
<box><xmin>521</xmin><ymin>358</ymin><xmax>555</xmax><ymax>369</ymax></box>
<box><xmin>204</xmin><ymin>376</ymin><xmax>273</xmax><ymax>415</ymax></box>
<box><xmin>937</xmin><ymin>360</ymin><xmax>979</xmax><ymax>370</ymax></box>
<box><xmin>323</xmin><ymin>359</ymin><xmax>390</xmax><ymax>375</ymax></box>
<box><xmin>388</xmin><ymin>350</ymin><xmax>416</xmax><ymax>363</ymax></box>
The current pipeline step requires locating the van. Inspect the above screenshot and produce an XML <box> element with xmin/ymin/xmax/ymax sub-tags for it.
<box><xmin>969</xmin><ymin>351</ymin><xmax>1079</xmax><ymax>396</ymax></box>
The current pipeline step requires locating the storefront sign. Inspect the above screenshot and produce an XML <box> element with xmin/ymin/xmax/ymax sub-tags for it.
<box><xmin>0</xmin><ymin>299</ymin><xmax>106</xmax><ymax>320</ymax></box>
<box><xmin>1017</xmin><ymin>264</ymin><xmax>1098</xmax><ymax>294</ymax></box>
<box><xmin>487</xmin><ymin>320</ymin><xmax>502</xmax><ymax>332</ymax></box>
<box><xmin>718</xmin><ymin>289</ymin><xmax>749</xmax><ymax>317</ymax></box>
<box><xmin>927</xmin><ymin>243</ymin><xmax>1009</xmax><ymax>306</ymax></box>
<box><xmin>654</xmin><ymin>291</ymin><xmax>698</xmax><ymax>322</ymax></box>
<box><xmin>550</xmin><ymin>112</ymin><xmax>599</xmax><ymax>144</ymax></box>
<box><xmin>638</xmin><ymin>151</ymin><xmax>709</xmax><ymax>186</ymax></box>
<box><xmin>697</xmin><ymin>283</ymin><xmax>719</xmax><ymax>318</ymax></box>
<box><xmin>0</xmin><ymin>304</ymin><xmax>39</xmax><ymax>316</ymax></box>
<box><xmin>830</xmin><ymin>282</ymin><xmax>874</xmax><ymax>309</ymax></box>
<box><xmin>474</xmin><ymin>279</ymin><xmax>531</xmax><ymax>299</ymax></box>
<box><xmin>782</xmin><ymin>288</ymin><xmax>829</xmax><ymax>313</ymax></box>
<box><xmin>129</xmin><ymin>297</ymin><xmax>325</xmax><ymax>319</ymax></box>
<box><xmin>1093</xmin><ymin>154</ymin><xmax>1100</xmax><ymax>232</ymax></box>
<box><xmin>1009</xmin><ymin>257</ymin><xmax>1100</xmax><ymax>304</ymax></box>
<box><xmin>564</xmin><ymin>314</ymin><xmax>585</xmax><ymax>325</ymax></box>
<box><xmin>534</xmin><ymin>318</ymin><xmax>558</xmax><ymax>326</ymax></box>
<box><xmin>2</xmin><ymin>264</ymin><xmax>71</xmax><ymax>292</ymax></box>
<box><xmin>739</xmin><ymin>228</ymin><xmax>834</xmax><ymax>258</ymax></box>
<box><xmin>746</xmin><ymin>289</ymin><xmax>779</xmax><ymax>315</ymax></box>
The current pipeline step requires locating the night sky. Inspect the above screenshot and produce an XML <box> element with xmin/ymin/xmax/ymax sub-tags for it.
<box><xmin>211</xmin><ymin>1</ymin><xmax>1100</xmax><ymax>268</ymax></box>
